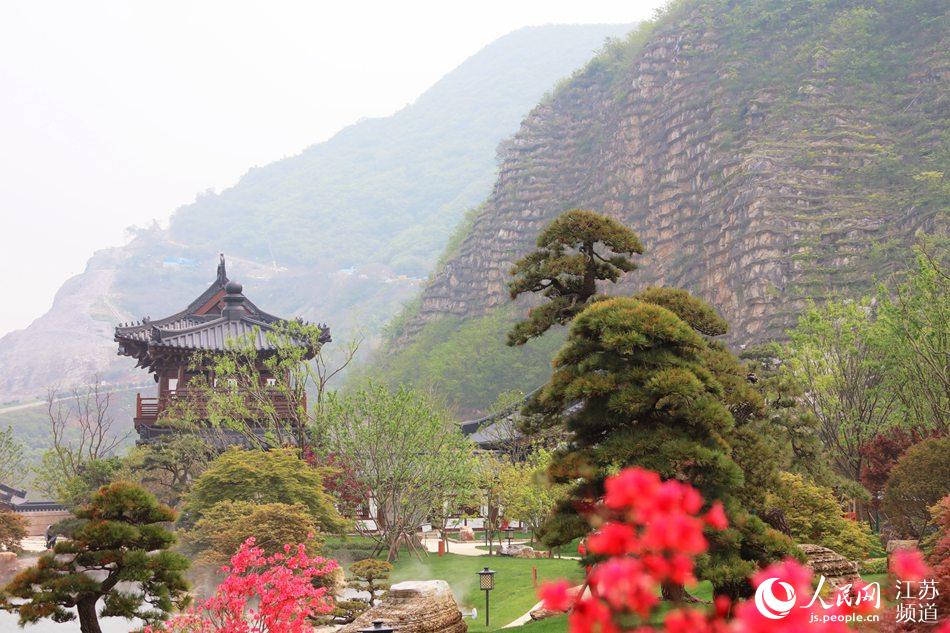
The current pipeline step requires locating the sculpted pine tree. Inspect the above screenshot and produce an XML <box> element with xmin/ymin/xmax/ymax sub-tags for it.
<box><xmin>1</xmin><ymin>482</ymin><xmax>189</xmax><ymax>633</ymax></box>
<box><xmin>534</xmin><ymin>293</ymin><xmax>792</xmax><ymax>600</ymax></box>
<box><xmin>507</xmin><ymin>209</ymin><xmax>643</xmax><ymax>346</ymax></box>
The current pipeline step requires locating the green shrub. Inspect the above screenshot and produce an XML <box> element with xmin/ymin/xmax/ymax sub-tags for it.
<box><xmin>860</xmin><ymin>557</ymin><xmax>887</xmax><ymax>574</ymax></box>
<box><xmin>767</xmin><ymin>472</ymin><xmax>878</xmax><ymax>560</ymax></box>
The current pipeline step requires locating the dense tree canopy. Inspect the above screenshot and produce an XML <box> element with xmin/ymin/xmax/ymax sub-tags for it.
<box><xmin>507</xmin><ymin>209</ymin><xmax>643</xmax><ymax>345</ymax></box>
<box><xmin>766</xmin><ymin>472</ymin><xmax>877</xmax><ymax>560</ymax></box>
<box><xmin>784</xmin><ymin>299</ymin><xmax>896</xmax><ymax>484</ymax></box>
<box><xmin>182</xmin><ymin>501</ymin><xmax>323</xmax><ymax>567</ymax></box>
<box><xmin>883</xmin><ymin>437</ymin><xmax>950</xmax><ymax>539</ymax></box>
<box><xmin>182</xmin><ymin>448</ymin><xmax>347</xmax><ymax>535</ymax></box>
<box><xmin>533</xmin><ymin>294</ymin><xmax>793</xmax><ymax>599</ymax></box>
<box><xmin>314</xmin><ymin>383</ymin><xmax>475</xmax><ymax>561</ymax></box>
<box><xmin>0</xmin><ymin>509</ymin><xmax>26</xmax><ymax>553</ymax></box>
<box><xmin>872</xmin><ymin>249</ymin><xmax>949</xmax><ymax>434</ymax></box>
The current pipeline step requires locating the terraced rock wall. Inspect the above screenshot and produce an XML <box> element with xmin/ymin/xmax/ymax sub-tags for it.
<box><xmin>408</xmin><ymin>0</ymin><xmax>948</xmax><ymax>345</ymax></box>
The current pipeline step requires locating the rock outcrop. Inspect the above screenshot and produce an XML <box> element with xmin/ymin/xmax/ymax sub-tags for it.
<box><xmin>339</xmin><ymin>580</ymin><xmax>467</xmax><ymax>633</ymax></box>
<box><xmin>886</xmin><ymin>539</ymin><xmax>920</xmax><ymax>555</ymax></box>
<box><xmin>405</xmin><ymin>0</ymin><xmax>948</xmax><ymax>348</ymax></box>
<box><xmin>798</xmin><ymin>544</ymin><xmax>860</xmax><ymax>589</ymax></box>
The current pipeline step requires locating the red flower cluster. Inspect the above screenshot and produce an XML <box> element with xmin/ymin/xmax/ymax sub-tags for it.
<box><xmin>540</xmin><ymin>467</ymin><xmax>918</xmax><ymax>633</ymax></box>
<box><xmin>149</xmin><ymin>537</ymin><xmax>338</xmax><ymax>633</ymax></box>
<box><xmin>891</xmin><ymin>548</ymin><xmax>929</xmax><ymax>582</ymax></box>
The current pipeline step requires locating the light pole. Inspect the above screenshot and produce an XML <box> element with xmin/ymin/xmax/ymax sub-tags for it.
<box><xmin>477</xmin><ymin>566</ymin><xmax>496</xmax><ymax>627</ymax></box>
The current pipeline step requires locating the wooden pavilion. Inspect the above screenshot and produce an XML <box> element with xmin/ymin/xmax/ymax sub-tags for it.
<box><xmin>114</xmin><ymin>255</ymin><xmax>329</xmax><ymax>444</ymax></box>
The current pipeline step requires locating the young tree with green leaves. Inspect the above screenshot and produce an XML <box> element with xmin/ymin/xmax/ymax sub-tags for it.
<box><xmin>507</xmin><ymin>209</ymin><xmax>643</xmax><ymax>345</ymax></box>
<box><xmin>314</xmin><ymin>383</ymin><xmax>475</xmax><ymax>561</ymax></box>
<box><xmin>0</xmin><ymin>482</ymin><xmax>189</xmax><ymax>633</ymax></box>
<box><xmin>162</xmin><ymin>321</ymin><xmax>360</xmax><ymax>451</ymax></box>
<box><xmin>0</xmin><ymin>426</ymin><xmax>24</xmax><ymax>488</ymax></box>
<box><xmin>498</xmin><ymin>449</ymin><xmax>567</xmax><ymax>543</ymax></box>
<box><xmin>474</xmin><ymin>453</ymin><xmax>507</xmax><ymax>556</ymax></box>
<box><xmin>348</xmin><ymin>559</ymin><xmax>393</xmax><ymax>605</ymax></box>
<box><xmin>531</xmin><ymin>293</ymin><xmax>793</xmax><ymax>599</ymax></box>
<box><xmin>873</xmin><ymin>248</ymin><xmax>949</xmax><ymax>434</ymax></box>
<box><xmin>785</xmin><ymin>299</ymin><xmax>897</xmax><ymax>484</ymax></box>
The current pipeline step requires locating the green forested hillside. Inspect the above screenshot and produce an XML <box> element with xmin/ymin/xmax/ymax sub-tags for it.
<box><xmin>368</xmin><ymin>0</ymin><xmax>949</xmax><ymax>413</ymax></box>
<box><xmin>162</xmin><ymin>24</ymin><xmax>636</xmax><ymax>278</ymax></box>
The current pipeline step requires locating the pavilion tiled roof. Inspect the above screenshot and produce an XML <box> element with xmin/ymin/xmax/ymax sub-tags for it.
<box><xmin>114</xmin><ymin>255</ymin><xmax>328</xmax><ymax>366</ymax></box>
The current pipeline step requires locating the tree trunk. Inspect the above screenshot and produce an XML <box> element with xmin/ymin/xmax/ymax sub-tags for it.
<box><xmin>661</xmin><ymin>582</ymin><xmax>700</xmax><ymax>603</ymax></box>
<box><xmin>77</xmin><ymin>597</ymin><xmax>103</xmax><ymax>633</ymax></box>
<box><xmin>582</xmin><ymin>242</ymin><xmax>597</xmax><ymax>299</ymax></box>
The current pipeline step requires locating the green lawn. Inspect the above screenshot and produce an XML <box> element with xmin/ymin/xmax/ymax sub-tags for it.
<box><xmin>389</xmin><ymin>553</ymin><xmax>584</xmax><ymax>632</ymax></box>
<box><xmin>326</xmin><ymin>538</ymin><xmax>889</xmax><ymax>632</ymax></box>
<box><xmin>514</xmin><ymin>615</ymin><xmax>569</xmax><ymax>632</ymax></box>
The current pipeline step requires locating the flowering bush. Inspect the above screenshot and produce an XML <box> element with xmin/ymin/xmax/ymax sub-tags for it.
<box><xmin>539</xmin><ymin>467</ymin><xmax>934</xmax><ymax>632</ymax></box>
<box><xmin>149</xmin><ymin>537</ymin><xmax>338</xmax><ymax>633</ymax></box>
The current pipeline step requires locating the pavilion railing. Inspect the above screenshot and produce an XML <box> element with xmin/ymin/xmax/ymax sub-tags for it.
<box><xmin>134</xmin><ymin>388</ymin><xmax>303</xmax><ymax>424</ymax></box>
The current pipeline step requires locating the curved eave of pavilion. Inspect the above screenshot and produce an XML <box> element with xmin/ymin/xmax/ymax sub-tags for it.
<box><xmin>115</xmin><ymin>317</ymin><xmax>328</xmax><ymax>365</ymax></box>
<box><xmin>113</xmin><ymin>255</ymin><xmax>329</xmax><ymax>371</ymax></box>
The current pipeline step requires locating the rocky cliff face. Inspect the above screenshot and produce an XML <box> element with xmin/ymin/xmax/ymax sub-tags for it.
<box><xmin>0</xmin><ymin>24</ymin><xmax>631</xmax><ymax>403</ymax></box>
<box><xmin>408</xmin><ymin>0</ymin><xmax>948</xmax><ymax>346</ymax></box>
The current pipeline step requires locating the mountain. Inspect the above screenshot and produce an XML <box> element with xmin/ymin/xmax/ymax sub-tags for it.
<box><xmin>0</xmin><ymin>23</ymin><xmax>633</xmax><ymax>404</ymax></box>
<box><xmin>371</xmin><ymin>0</ymin><xmax>949</xmax><ymax>413</ymax></box>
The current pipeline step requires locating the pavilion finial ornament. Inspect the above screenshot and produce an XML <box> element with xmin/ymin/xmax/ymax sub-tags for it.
<box><xmin>217</xmin><ymin>253</ymin><xmax>227</xmax><ymax>283</ymax></box>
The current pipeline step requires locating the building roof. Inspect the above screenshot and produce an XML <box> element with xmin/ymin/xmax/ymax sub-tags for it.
<box><xmin>0</xmin><ymin>484</ymin><xmax>65</xmax><ymax>513</ymax></box>
<box><xmin>115</xmin><ymin>255</ymin><xmax>329</xmax><ymax>370</ymax></box>
<box><xmin>0</xmin><ymin>483</ymin><xmax>26</xmax><ymax>505</ymax></box>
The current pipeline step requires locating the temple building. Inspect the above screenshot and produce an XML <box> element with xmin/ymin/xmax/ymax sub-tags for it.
<box><xmin>114</xmin><ymin>255</ymin><xmax>329</xmax><ymax>444</ymax></box>
<box><xmin>0</xmin><ymin>483</ymin><xmax>70</xmax><ymax>537</ymax></box>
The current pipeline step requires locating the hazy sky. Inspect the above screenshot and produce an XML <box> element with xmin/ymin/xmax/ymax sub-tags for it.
<box><xmin>0</xmin><ymin>0</ymin><xmax>665</xmax><ymax>337</ymax></box>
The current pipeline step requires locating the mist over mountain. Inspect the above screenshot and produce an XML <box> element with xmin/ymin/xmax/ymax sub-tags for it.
<box><xmin>0</xmin><ymin>23</ymin><xmax>631</xmax><ymax>404</ymax></box>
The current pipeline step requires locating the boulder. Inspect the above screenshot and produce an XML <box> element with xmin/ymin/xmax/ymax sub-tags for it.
<box><xmin>886</xmin><ymin>539</ymin><xmax>919</xmax><ymax>555</ymax></box>
<box><xmin>530</xmin><ymin>606</ymin><xmax>562</xmax><ymax>621</ymax></box>
<box><xmin>0</xmin><ymin>551</ymin><xmax>18</xmax><ymax>585</ymax></box>
<box><xmin>798</xmin><ymin>544</ymin><xmax>859</xmax><ymax>589</ymax></box>
<box><xmin>339</xmin><ymin>580</ymin><xmax>467</xmax><ymax>633</ymax></box>
<box><xmin>498</xmin><ymin>543</ymin><xmax>526</xmax><ymax>556</ymax></box>
<box><xmin>515</xmin><ymin>546</ymin><xmax>547</xmax><ymax>559</ymax></box>
<box><xmin>530</xmin><ymin>585</ymin><xmax>584</xmax><ymax>620</ymax></box>
<box><xmin>0</xmin><ymin>551</ymin><xmax>16</xmax><ymax>572</ymax></box>
<box><xmin>458</xmin><ymin>526</ymin><xmax>475</xmax><ymax>542</ymax></box>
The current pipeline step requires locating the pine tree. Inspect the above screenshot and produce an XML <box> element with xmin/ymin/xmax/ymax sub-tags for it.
<box><xmin>1</xmin><ymin>482</ymin><xmax>189</xmax><ymax>633</ymax></box>
<box><xmin>507</xmin><ymin>209</ymin><xmax>643</xmax><ymax>345</ymax></box>
<box><xmin>533</xmin><ymin>293</ymin><xmax>792</xmax><ymax>599</ymax></box>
